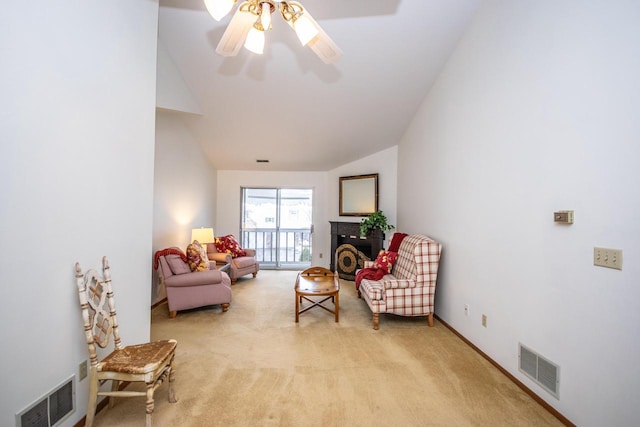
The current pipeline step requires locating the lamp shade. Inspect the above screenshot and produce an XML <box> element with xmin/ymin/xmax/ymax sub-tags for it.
<box><xmin>204</xmin><ymin>0</ymin><xmax>236</xmax><ymax>21</ymax></box>
<box><xmin>260</xmin><ymin>2</ymin><xmax>272</xmax><ymax>30</ymax></box>
<box><xmin>191</xmin><ymin>228</ymin><xmax>215</xmax><ymax>245</ymax></box>
<box><xmin>244</xmin><ymin>26</ymin><xmax>265</xmax><ymax>54</ymax></box>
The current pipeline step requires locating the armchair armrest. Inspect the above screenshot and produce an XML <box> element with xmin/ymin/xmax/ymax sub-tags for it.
<box><xmin>208</xmin><ymin>252</ymin><xmax>232</xmax><ymax>264</ymax></box>
<box><xmin>164</xmin><ymin>269</ymin><xmax>225</xmax><ymax>288</ymax></box>
<box><xmin>382</xmin><ymin>278</ymin><xmax>417</xmax><ymax>289</ymax></box>
<box><xmin>243</xmin><ymin>248</ymin><xmax>256</xmax><ymax>257</ymax></box>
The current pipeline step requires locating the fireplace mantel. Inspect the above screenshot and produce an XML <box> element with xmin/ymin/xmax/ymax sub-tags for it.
<box><xmin>329</xmin><ymin>221</ymin><xmax>384</xmax><ymax>280</ymax></box>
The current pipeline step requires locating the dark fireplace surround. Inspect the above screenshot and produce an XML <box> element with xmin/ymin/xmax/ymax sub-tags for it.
<box><xmin>330</xmin><ymin>221</ymin><xmax>384</xmax><ymax>280</ymax></box>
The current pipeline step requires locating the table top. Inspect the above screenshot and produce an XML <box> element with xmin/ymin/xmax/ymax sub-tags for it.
<box><xmin>215</xmin><ymin>262</ymin><xmax>230</xmax><ymax>273</ymax></box>
<box><xmin>295</xmin><ymin>270</ymin><xmax>339</xmax><ymax>295</ymax></box>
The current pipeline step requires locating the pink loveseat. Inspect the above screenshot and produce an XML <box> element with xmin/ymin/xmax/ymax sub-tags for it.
<box><xmin>358</xmin><ymin>234</ymin><xmax>442</xmax><ymax>330</ymax></box>
<box><xmin>157</xmin><ymin>248</ymin><xmax>232</xmax><ymax>318</ymax></box>
<box><xmin>205</xmin><ymin>243</ymin><xmax>259</xmax><ymax>284</ymax></box>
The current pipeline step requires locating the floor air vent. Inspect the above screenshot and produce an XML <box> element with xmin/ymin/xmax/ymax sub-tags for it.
<box><xmin>16</xmin><ymin>376</ymin><xmax>75</xmax><ymax>427</ymax></box>
<box><xmin>519</xmin><ymin>343</ymin><xmax>560</xmax><ymax>399</ymax></box>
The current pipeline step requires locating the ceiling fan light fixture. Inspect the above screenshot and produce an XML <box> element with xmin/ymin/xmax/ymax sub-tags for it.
<box><xmin>204</xmin><ymin>0</ymin><xmax>236</xmax><ymax>21</ymax></box>
<box><xmin>211</xmin><ymin>0</ymin><xmax>340</xmax><ymax>63</ymax></box>
<box><xmin>244</xmin><ymin>21</ymin><xmax>266</xmax><ymax>54</ymax></box>
<box><xmin>215</xmin><ymin>2</ymin><xmax>258</xmax><ymax>57</ymax></box>
<box><xmin>293</xmin><ymin>14</ymin><xmax>318</xmax><ymax>46</ymax></box>
<box><xmin>260</xmin><ymin>1</ymin><xmax>274</xmax><ymax>31</ymax></box>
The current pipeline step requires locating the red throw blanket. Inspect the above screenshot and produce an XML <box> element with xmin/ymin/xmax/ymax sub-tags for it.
<box><xmin>153</xmin><ymin>248</ymin><xmax>187</xmax><ymax>270</ymax></box>
<box><xmin>355</xmin><ymin>267</ymin><xmax>386</xmax><ymax>290</ymax></box>
<box><xmin>388</xmin><ymin>232</ymin><xmax>408</xmax><ymax>252</ymax></box>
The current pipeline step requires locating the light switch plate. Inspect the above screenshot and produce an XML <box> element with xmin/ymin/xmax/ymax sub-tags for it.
<box><xmin>594</xmin><ymin>247</ymin><xmax>622</xmax><ymax>270</ymax></box>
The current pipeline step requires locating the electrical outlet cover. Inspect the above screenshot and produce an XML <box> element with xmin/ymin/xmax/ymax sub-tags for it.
<box><xmin>79</xmin><ymin>360</ymin><xmax>87</xmax><ymax>381</ymax></box>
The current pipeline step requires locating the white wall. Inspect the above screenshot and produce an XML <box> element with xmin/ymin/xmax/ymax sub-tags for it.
<box><xmin>156</xmin><ymin>39</ymin><xmax>202</xmax><ymax>115</ymax></box>
<box><xmin>328</xmin><ymin>146</ymin><xmax>398</xmax><ymax>246</ymax></box>
<box><xmin>0</xmin><ymin>1</ymin><xmax>159</xmax><ymax>426</ymax></box>
<box><xmin>152</xmin><ymin>110</ymin><xmax>217</xmax><ymax>304</ymax></box>
<box><xmin>398</xmin><ymin>1</ymin><xmax>640</xmax><ymax>425</ymax></box>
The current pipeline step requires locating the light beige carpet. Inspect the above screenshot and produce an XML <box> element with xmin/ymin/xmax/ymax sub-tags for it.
<box><xmin>90</xmin><ymin>270</ymin><xmax>564</xmax><ymax>427</ymax></box>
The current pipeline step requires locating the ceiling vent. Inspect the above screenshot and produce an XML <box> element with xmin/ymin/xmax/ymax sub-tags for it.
<box><xmin>519</xmin><ymin>343</ymin><xmax>560</xmax><ymax>399</ymax></box>
<box><xmin>16</xmin><ymin>376</ymin><xmax>75</xmax><ymax>427</ymax></box>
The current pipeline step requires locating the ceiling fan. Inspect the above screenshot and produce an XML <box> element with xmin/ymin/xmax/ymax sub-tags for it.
<box><xmin>204</xmin><ymin>0</ymin><xmax>342</xmax><ymax>64</ymax></box>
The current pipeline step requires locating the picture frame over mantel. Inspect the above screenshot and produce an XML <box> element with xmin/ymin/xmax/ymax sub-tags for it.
<box><xmin>339</xmin><ymin>173</ymin><xmax>378</xmax><ymax>216</ymax></box>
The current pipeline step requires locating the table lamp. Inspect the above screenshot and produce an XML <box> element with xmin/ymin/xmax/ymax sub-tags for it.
<box><xmin>191</xmin><ymin>227</ymin><xmax>214</xmax><ymax>249</ymax></box>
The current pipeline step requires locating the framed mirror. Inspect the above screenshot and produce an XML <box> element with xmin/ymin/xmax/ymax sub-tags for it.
<box><xmin>339</xmin><ymin>173</ymin><xmax>378</xmax><ymax>216</ymax></box>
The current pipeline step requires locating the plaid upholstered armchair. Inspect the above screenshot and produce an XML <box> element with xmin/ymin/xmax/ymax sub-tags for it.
<box><xmin>357</xmin><ymin>234</ymin><xmax>442</xmax><ymax>330</ymax></box>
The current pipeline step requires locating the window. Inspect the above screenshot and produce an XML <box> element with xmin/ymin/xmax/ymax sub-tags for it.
<box><xmin>241</xmin><ymin>188</ymin><xmax>313</xmax><ymax>268</ymax></box>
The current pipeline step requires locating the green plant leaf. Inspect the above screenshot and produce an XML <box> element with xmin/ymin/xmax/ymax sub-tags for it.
<box><xmin>360</xmin><ymin>210</ymin><xmax>395</xmax><ymax>236</ymax></box>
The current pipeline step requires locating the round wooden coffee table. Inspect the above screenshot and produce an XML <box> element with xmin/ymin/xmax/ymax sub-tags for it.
<box><xmin>294</xmin><ymin>267</ymin><xmax>340</xmax><ymax>323</ymax></box>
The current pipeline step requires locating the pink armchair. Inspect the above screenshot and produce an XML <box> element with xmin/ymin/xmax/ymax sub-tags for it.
<box><xmin>157</xmin><ymin>248</ymin><xmax>232</xmax><ymax>318</ymax></box>
<box><xmin>205</xmin><ymin>243</ymin><xmax>259</xmax><ymax>284</ymax></box>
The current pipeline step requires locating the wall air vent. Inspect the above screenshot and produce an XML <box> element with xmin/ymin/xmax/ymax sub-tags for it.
<box><xmin>16</xmin><ymin>375</ymin><xmax>75</xmax><ymax>427</ymax></box>
<box><xmin>519</xmin><ymin>343</ymin><xmax>560</xmax><ymax>399</ymax></box>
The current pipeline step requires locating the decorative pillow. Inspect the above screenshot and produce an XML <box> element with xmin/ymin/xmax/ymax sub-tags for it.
<box><xmin>194</xmin><ymin>240</ymin><xmax>209</xmax><ymax>262</ymax></box>
<box><xmin>373</xmin><ymin>250</ymin><xmax>398</xmax><ymax>274</ymax></box>
<box><xmin>214</xmin><ymin>234</ymin><xmax>246</xmax><ymax>258</ymax></box>
<box><xmin>186</xmin><ymin>241</ymin><xmax>209</xmax><ymax>272</ymax></box>
<box><xmin>166</xmin><ymin>254</ymin><xmax>191</xmax><ymax>275</ymax></box>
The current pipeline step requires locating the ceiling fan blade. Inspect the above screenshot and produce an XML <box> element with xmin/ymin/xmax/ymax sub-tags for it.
<box><xmin>303</xmin><ymin>9</ymin><xmax>342</xmax><ymax>64</ymax></box>
<box><xmin>308</xmin><ymin>32</ymin><xmax>342</xmax><ymax>64</ymax></box>
<box><xmin>215</xmin><ymin>2</ymin><xmax>256</xmax><ymax>57</ymax></box>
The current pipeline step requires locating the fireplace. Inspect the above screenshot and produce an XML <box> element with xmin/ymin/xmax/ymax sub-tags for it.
<box><xmin>330</xmin><ymin>221</ymin><xmax>384</xmax><ymax>280</ymax></box>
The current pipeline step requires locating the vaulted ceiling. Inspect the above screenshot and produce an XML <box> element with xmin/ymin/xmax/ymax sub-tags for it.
<box><xmin>158</xmin><ymin>0</ymin><xmax>481</xmax><ymax>171</ymax></box>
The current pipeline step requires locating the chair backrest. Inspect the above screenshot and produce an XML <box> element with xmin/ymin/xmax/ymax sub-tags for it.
<box><xmin>75</xmin><ymin>256</ymin><xmax>122</xmax><ymax>368</ymax></box>
<box><xmin>154</xmin><ymin>246</ymin><xmax>190</xmax><ymax>280</ymax></box>
<box><xmin>393</xmin><ymin>234</ymin><xmax>442</xmax><ymax>286</ymax></box>
<box><xmin>157</xmin><ymin>255</ymin><xmax>173</xmax><ymax>280</ymax></box>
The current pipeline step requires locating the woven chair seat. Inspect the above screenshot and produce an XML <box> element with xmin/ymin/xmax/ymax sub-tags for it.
<box><xmin>99</xmin><ymin>340</ymin><xmax>177</xmax><ymax>375</ymax></box>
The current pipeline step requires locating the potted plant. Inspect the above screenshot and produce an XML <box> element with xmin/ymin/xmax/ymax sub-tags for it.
<box><xmin>360</xmin><ymin>210</ymin><xmax>395</xmax><ymax>237</ymax></box>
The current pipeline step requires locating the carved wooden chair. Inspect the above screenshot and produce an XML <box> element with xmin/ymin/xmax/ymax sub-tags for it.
<box><xmin>75</xmin><ymin>257</ymin><xmax>177</xmax><ymax>427</ymax></box>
